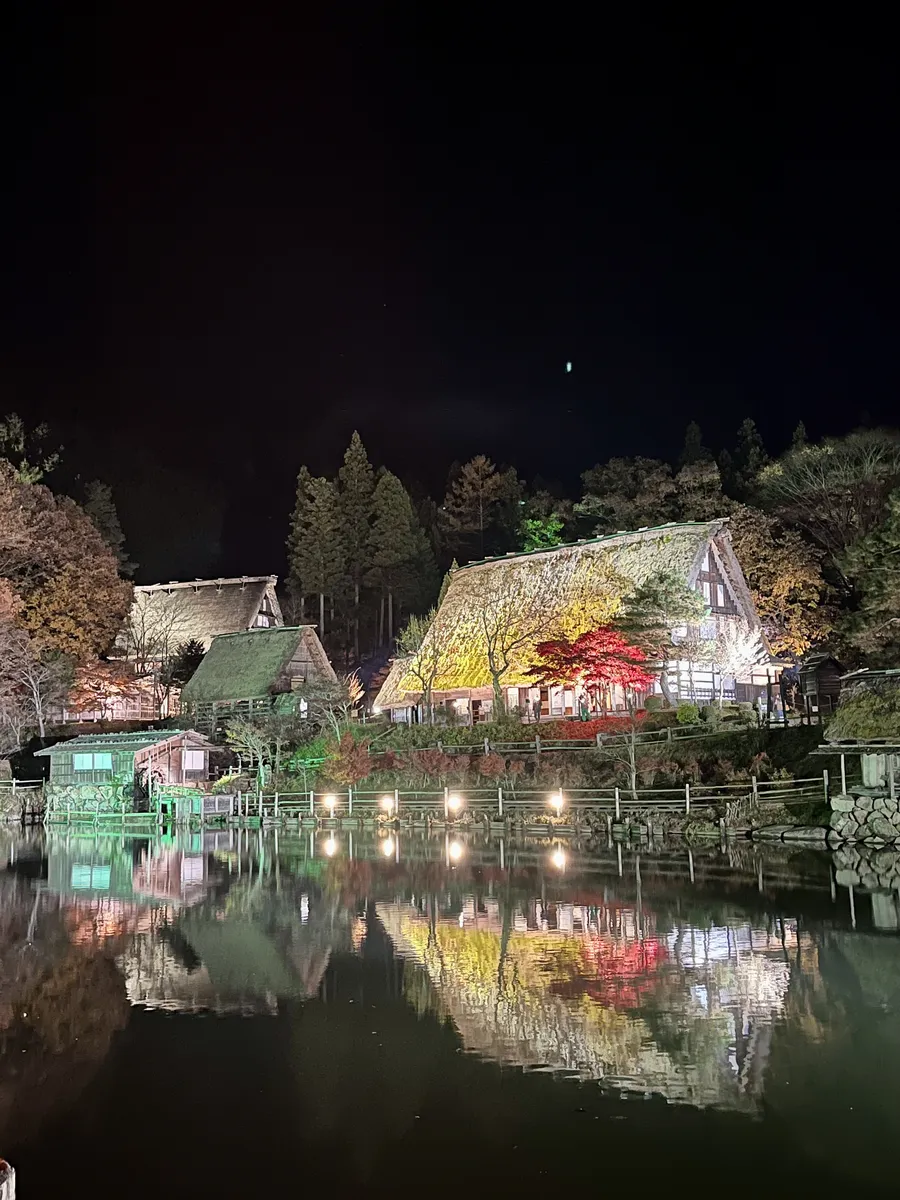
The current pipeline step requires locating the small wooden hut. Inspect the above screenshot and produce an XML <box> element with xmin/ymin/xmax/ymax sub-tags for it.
<box><xmin>799</xmin><ymin>653</ymin><xmax>845</xmax><ymax>721</ymax></box>
<box><xmin>36</xmin><ymin>730</ymin><xmax>214</xmax><ymax>790</ymax></box>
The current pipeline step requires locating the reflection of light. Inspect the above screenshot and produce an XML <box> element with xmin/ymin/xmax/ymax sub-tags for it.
<box><xmin>551</xmin><ymin>848</ymin><xmax>566</xmax><ymax>870</ymax></box>
<box><xmin>381</xmin><ymin>837</ymin><xmax>395</xmax><ymax>857</ymax></box>
<box><xmin>324</xmin><ymin>837</ymin><xmax>337</xmax><ymax>857</ymax></box>
<box><xmin>447</xmin><ymin>794</ymin><xmax>462</xmax><ymax>813</ymax></box>
<box><xmin>380</xmin><ymin>795</ymin><xmax>395</xmax><ymax>813</ymax></box>
<box><xmin>449</xmin><ymin>840</ymin><xmax>464</xmax><ymax>862</ymax></box>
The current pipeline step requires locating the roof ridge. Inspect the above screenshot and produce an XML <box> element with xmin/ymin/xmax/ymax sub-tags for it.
<box><xmin>135</xmin><ymin>575</ymin><xmax>277</xmax><ymax>593</ymax></box>
<box><xmin>456</xmin><ymin>518</ymin><xmax>726</xmax><ymax>572</ymax></box>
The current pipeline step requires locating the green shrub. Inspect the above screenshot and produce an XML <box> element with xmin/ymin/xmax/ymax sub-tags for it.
<box><xmin>676</xmin><ymin>702</ymin><xmax>701</xmax><ymax>725</ymax></box>
<box><xmin>828</xmin><ymin>686</ymin><xmax>900</xmax><ymax>740</ymax></box>
<box><xmin>643</xmin><ymin>694</ymin><xmax>665</xmax><ymax>712</ymax></box>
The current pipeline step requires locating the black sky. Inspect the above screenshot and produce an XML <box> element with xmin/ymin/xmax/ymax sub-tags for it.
<box><xmin>4</xmin><ymin>13</ymin><xmax>898</xmax><ymax>581</ymax></box>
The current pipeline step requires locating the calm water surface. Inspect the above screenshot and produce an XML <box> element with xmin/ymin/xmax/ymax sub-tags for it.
<box><xmin>1</xmin><ymin>827</ymin><xmax>898</xmax><ymax>1196</ymax></box>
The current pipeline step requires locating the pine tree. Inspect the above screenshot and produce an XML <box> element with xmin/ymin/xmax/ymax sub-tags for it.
<box><xmin>614</xmin><ymin>571</ymin><xmax>708</xmax><ymax>704</ymax></box>
<box><xmin>84</xmin><ymin>480</ymin><xmax>136</xmax><ymax>575</ymax></box>
<box><xmin>790</xmin><ymin>421</ymin><xmax>808</xmax><ymax>452</ymax></box>
<box><xmin>287</xmin><ymin>468</ymin><xmax>345</xmax><ymax>639</ymax></box>
<box><xmin>679</xmin><ymin>421</ymin><xmax>711</xmax><ymax>467</ymax></box>
<box><xmin>367</xmin><ymin>471</ymin><xmax>419</xmax><ymax>643</ymax></box>
<box><xmin>842</xmin><ymin>488</ymin><xmax>900</xmax><ymax>663</ymax></box>
<box><xmin>441</xmin><ymin>455</ymin><xmax>521</xmax><ymax>558</ymax></box>
<box><xmin>338</xmin><ymin>431</ymin><xmax>375</xmax><ymax>662</ymax></box>
<box><xmin>732</xmin><ymin>418</ymin><xmax>769</xmax><ymax>498</ymax></box>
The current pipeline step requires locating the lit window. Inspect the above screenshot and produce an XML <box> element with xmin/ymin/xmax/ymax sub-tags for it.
<box><xmin>716</xmin><ymin>583</ymin><xmax>725</xmax><ymax>608</ymax></box>
<box><xmin>255</xmin><ymin>613</ymin><xmax>270</xmax><ymax>627</ymax></box>
<box><xmin>184</xmin><ymin>750</ymin><xmax>205</xmax><ymax>771</ymax></box>
<box><xmin>701</xmin><ymin>581</ymin><xmax>711</xmax><ymax>603</ymax></box>
<box><xmin>74</xmin><ymin>752</ymin><xmax>112</xmax><ymax>772</ymax></box>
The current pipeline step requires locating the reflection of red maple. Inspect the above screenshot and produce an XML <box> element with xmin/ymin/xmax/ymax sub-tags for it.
<box><xmin>549</xmin><ymin>936</ymin><xmax>669</xmax><ymax>1010</ymax></box>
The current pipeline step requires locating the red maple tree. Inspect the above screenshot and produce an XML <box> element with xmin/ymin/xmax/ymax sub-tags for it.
<box><xmin>528</xmin><ymin>626</ymin><xmax>656</xmax><ymax>700</ymax></box>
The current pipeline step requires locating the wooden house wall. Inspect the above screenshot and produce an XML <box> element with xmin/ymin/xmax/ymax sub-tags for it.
<box><xmin>48</xmin><ymin>748</ymin><xmax>135</xmax><ymax>785</ymax></box>
<box><xmin>136</xmin><ymin>739</ymin><xmax>209</xmax><ymax>786</ymax></box>
<box><xmin>275</xmin><ymin>637</ymin><xmax>333</xmax><ymax>693</ymax></box>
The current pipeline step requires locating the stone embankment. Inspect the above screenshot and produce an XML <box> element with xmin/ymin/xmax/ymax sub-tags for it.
<box><xmin>827</xmin><ymin>786</ymin><xmax>900</xmax><ymax>846</ymax></box>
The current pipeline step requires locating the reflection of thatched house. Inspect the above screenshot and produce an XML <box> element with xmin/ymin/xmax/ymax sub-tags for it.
<box><xmin>180</xmin><ymin>625</ymin><xmax>336</xmax><ymax>736</ymax></box>
<box><xmin>376</xmin><ymin>519</ymin><xmax>774</xmax><ymax>722</ymax></box>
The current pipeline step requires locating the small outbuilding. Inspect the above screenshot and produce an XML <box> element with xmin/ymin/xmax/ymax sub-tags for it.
<box><xmin>179</xmin><ymin>625</ymin><xmax>337</xmax><ymax>737</ymax></box>
<box><xmin>799</xmin><ymin>653</ymin><xmax>845</xmax><ymax>721</ymax></box>
<box><xmin>36</xmin><ymin>730</ymin><xmax>214</xmax><ymax>790</ymax></box>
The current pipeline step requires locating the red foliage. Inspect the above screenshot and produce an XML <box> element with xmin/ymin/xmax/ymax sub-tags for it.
<box><xmin>478</xmin><ymin>753</ymin><xmax>507</xmax><ymax>779</ymax></box>
<box><xmin>529</xmin><ymin>626</ymin><xmax>657</xmax><ymax>694</ymax></box>
<box><xmin>539</xmin><ymin>714</ymin><xmax>648</xmax><ymax>740</ymax></box>
<box><xmin>411</xmin><ymin>749</ymin><xmax>452</xmax><ymax>780</ymax></box>
<box><xmin>326</xmin><ymin>732</ymin><xmax>373</xmax><ymax>786</ymax></box>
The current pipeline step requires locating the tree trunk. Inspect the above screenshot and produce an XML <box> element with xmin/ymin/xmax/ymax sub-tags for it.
<box><xmin>319</xmin><ymin>592</ymin><xmax>325</xmax><ymax>639</ymax></box>
<box><xmin>387</xmin><ymin>591</ymin><xmax>394</xmax><ymax>643</ymax></box>
<box><xmin>354</xmin><ymin>581</ymin><xmax>360</xmax><ymax>663</ymax></box>
<box><xmin>659</xmin><ymin>665</ymin><xmax>674</xmax><ymax>706</ymax></box>
<box><xmin>491</xmin><ymin>673</ymin><xmax>505</xmax><ymax>715</ymax></box>
<box><xmin>378</xmin><ymin>595</ymin><xmax>385</xmax><ymax>646</ymax></box>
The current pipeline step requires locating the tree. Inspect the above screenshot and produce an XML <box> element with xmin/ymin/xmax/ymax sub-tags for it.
<box><xmin>613</xmin><ymin>571</ymin><xmax>708</xmax><ymax>704</ymax></box>
<box><xmin>442</xmin><ymin>455</ymin><xmax>522</xmax><ymax>558</ymax></box>
<box><xmin>0</xmin><ymin>413</ymin><xmax>59</xmax><ymax>482</ymax></box>
<box><xmin>790</xmin><ymin>421</ymin><xmax>808</xmax><ymax>452</ymax></box>
<box><xmin>577</xmin><ymin>457</ymin><xmax>676</xmax><ymax>534</ymax></box>
<box><xmin>673</xmin><ymin>460</ymin><xmax>730</xmax><ymax>521</ymax></box>
<box><xmin>465</xmin><ymin>564</ymin><xmax>555</xmax><ymax>712</ymax></box>
<box><xmin>528</xmin><ymin>626</ymin><xmax>656</xmax><ymax>707</ymax></box>
<box><xmin>0</xmin><ymin>463</ymin><xmax>132</xmax><ymax>661</ymax></box>
<box><xmin>66</xmin><ymin>660</ymin><xmax>146</xmax><ymax>722</ymax></box>
<box><xmin>519</xmin><ymin>512</ymin><xmax>565</xmax><ymax>551</ymax></box>
<box><xmin>161</xmin><ymin>639</ymin><xmax>206</xmax><ymax>688</ymax></box>
<box><xmin>296</xmin><ymin>673</ymin><xmax>364</xmax><ymax>740</ymax></box>
<box><xmin>396</xmin><ymin>607</ymin><xmax>453</xmax><ymax>722</ymax></box>
<box><xmin>0</xmin><ymin>622</ymin><xmax>71</xmax><ymax>738</ymax></box>
<box><xmin>758</xmin><ymin>429</ymin><xmax>900</xmax><ymax>563</ymax></box>
<box><xmin>367</xmin><ymin>470</ymin><xmax>419</xmax><ymax>643</ymax></box>
<box><xmin>83</xmin><ymin>481</ymin><xmax>136</xmax><ymax>576</ymax></box>
<box><xmin>731</xmin><ymin>418</ymin><xmax>769</xmax><ymax>499</ymax></box>
<box><xmin>338</xmin><ymin>431</ymin><xmax>375</xmax><ymax>662</ymax></box>
<box><xmin>287</xmin><ymin>469</ymin><xmax>345</xmax><ymax>640</ymax></box>
<box><xmin>728</xmin><ymin>505</ymin><xmax>832</xmax><ymax>658</ymax></box>
<box><xmin>714</xmin><ymin>620</ymin><xmax>766</xmax><ymax>706</ymax></box>
<box><xmin>679</xmin><ymin>421</ymin><xmax>711</xmax><ymax>467</ymax></box>
<box><xmin>841</xmin><ymin>488</ymin><xmax>900</xmax><ymax>663</ymax></box>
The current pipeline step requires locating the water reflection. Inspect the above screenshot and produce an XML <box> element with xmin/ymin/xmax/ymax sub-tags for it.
<box><xmin>2</xmin><ymin>827</ymin><xmax>899</xmax><ymax>1188</ymax></box>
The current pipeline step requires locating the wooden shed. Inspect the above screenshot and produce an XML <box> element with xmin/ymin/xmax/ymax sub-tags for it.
<box><xmin>799</xmin><ymin>653</ymin><xmax>845</xmax><ymax>720</ymax></box>
<box><xmin>35</xmin><ymin>730</ymin><xmax>215</xmax><ymax>790</ymax></box>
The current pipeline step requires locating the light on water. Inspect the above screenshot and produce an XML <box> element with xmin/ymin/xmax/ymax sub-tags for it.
<box><xmin>2</xmin><ymin>826</ymin><xmax>899</xmax><ymax>1196</ymax></box>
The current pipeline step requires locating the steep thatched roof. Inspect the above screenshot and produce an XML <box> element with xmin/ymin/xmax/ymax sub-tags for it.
<box><xmin>180</xmin><ymin>626</ymin><xmax>336</xmax><ymax>705</ymax></box>
<box><xmin>124</xmin><ymin>576</ymin><xmax>283</xmax><ymax>652</ymax></box>
<box><xmin>373</xmin><ymin>657</ymin><xmax>416</xmax><ymax>711</ymax></box>
<box><xmin>398</xmin><ymin>519</ymin><xmax>757</xmax><ymax>694</ymax></box>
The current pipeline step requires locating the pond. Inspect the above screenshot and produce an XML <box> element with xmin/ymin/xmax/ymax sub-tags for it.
<box><xmin>1</xmin><ymin>827</ymin><xmax>898</xmax><ymax>1196</ymax></box>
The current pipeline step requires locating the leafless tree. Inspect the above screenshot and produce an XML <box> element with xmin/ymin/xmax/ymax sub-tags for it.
<box><xmin>714</xmin><ymin>620</ymin><xmax>767</xmax><ymax>706</ymax></box>
<box><xmin>396</xmin><ymin>608</ymin><xmax>454</xmax><ymax>722</ymax></box>
<box><xmin>0</xmin><ymin>622</ymin><xmax>71</xmax><ymax>739</ymax></box>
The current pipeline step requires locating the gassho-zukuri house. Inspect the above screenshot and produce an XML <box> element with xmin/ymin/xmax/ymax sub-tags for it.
<box><xmin>375</xmin><ymin>519</ymin><xmax>779</xmax><ymax>723</ymax></box>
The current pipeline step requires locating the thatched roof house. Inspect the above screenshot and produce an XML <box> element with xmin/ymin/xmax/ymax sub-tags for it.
<box><xmin>121</xmin><ymin>575</ymin><xmax>283</xmax><ymax>660</ymax></box>
<box><xmin>180</xmin><ymin>626</ymin><xmax>336</xmax><ymax>735</ymax></box>
<box><xmin>376</xmin><ymin>519</ymin><xmax>772</xmax><ymax>722</ymax></box>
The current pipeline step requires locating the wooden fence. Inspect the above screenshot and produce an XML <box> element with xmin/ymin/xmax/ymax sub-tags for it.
<box><xmin>237</xmin><ymin>772</ymin><xmax>829</xmax><ymax>824</ymax></box>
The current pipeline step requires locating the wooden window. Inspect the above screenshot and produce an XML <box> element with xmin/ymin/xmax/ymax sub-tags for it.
<box><xmin>74</xmin><ymin>752</ymin><xmax>113</xmax><ymax>771</ymax></box>
<box><xmin>184</xmin><ymin>750</ymin><xmax>206</xmax><ymax>772</ymax></box>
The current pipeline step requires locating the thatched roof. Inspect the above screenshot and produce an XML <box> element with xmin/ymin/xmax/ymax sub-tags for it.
<box><xmin>395</xmin><ymin>519</ymin><xmax>757</xmax><ymax>695</ymax></box>
<box><xmin>373</xmin><ymin>657</ymin><xmax>416</xmax><ymax>711</ymax></box>
<box><xmin>180</xmin><ymin>626</ymin><xmax>336</xmax><ymax>705</ymax></box>
<box><xmin>124</xmin><ymin>575</ymin><xmax>283</xmax><ymax>652</ymax></box>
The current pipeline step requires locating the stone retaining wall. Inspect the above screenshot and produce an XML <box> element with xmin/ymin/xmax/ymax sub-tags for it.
<box><xmin>827</xmin><ymin>786</ymin><xmax>900</xmax><ymax>845</ymax></box>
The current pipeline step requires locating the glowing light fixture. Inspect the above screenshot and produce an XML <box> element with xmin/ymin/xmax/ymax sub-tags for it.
<box><xmin>380</xmin><ymin>795</ymin><xmax>395</xmax><ymax>814</ymax></box>
<box><xmin>549</xmin><ymin>792</ymin><xmax>564</xmax><ymax>815</ymax></box>
<box><xmin>324</xmin><ymin>794</ymin><xmax>337</xmax><ymax>816</ymax></box>
<box><xmin>447</xmin><ymin>794</ymin><xmax>463</xmax><ymax>813</ymax></box>
<box><xmin>381</xmin><ymin>837</ymin><xmax>395</xmax><ymax>858</ymax></box>
<box><xmin>448</xmin><ymin>840</ymin><xmax>464</xmax><ymax>862</ymax></box>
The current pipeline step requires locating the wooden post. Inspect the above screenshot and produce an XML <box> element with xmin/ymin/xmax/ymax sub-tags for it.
<box><xmin>595</xmin><ymin>731</ymin><xmax>602</xmax><ymax>748</ymax></box>
<box><xmin>823</xmin><ymin>769</ymin><xmax>830</xmax><ymax>802</ymax></box>
<box><xmin>498</xmin><ymin>786</ymin><xmax>503</xmax><ymax>817</ymax></box>
<box><xmin>394</xmin><ymin>788</ymin><xmax>399</xmax><ymax>818</ymax></box>
<box><xmin>535</xmin><ymin>735</ymin><xmax>541</xmax><ymax>756</ymax></box>
<box><xmin>889</xmin><ymin>757</ymin><xmax>896</xmax><ymax>803</ymax></box>
<box><xmin>614</xmin><ymin>787</ymin><xmax>621</xmax><ymax>820</ymax></box>
<box><xmin>685</xmin><ymin>783</ymin><xmax>691</xmax><ymax>815</ymax></box>
<box><xmin>309</xmin><ymin>790</ymin><xmax>315</xmax><ymax>816</ymax></box>
<box><xmin>840</xmin><ymin>753</ymin><xmax>847</xmax><ymax>796</ymax></box>
<box><xmin>751</xmin><ymin>775</ymin><xmax>759</xmax><ymax>807</ymax></box>
<box><xmin>274</xmin><ymin>791</ymin><xmax>279</xmax><ymax>820</ymax></box>
<box><xmin>444</xmin><ymin>786</ymin><xmax>449</xmax><ymax>819</ymax></box>
<box><xmin>348</xmin><ymin>786</ymin><xmax>353</xmax><ymax>815</ymax></box>
<box><xmin>484</xmin><ymin>736</ymin><xmax>490</xmax><ymax>755</ymax></box>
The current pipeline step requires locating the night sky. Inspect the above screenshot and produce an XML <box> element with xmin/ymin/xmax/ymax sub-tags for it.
<box><xmin>4</xmin><ymin>14</ymin><xmax>898</xmax><ymax>582</ymax></box>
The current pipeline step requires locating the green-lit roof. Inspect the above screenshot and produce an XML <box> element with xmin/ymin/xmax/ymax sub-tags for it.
<box><xmin>181</xmin><ymin>626</ymin><xmax>331</xmax><ymax>705</ymax></box>
<box><xmin>35</xmin><ymin>730</ymin><xmax>201</xmax><ymax>757</ymax></box>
